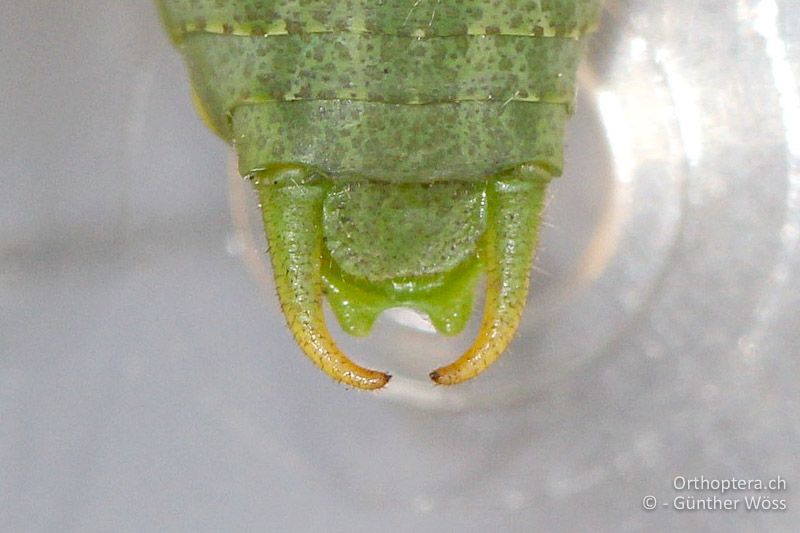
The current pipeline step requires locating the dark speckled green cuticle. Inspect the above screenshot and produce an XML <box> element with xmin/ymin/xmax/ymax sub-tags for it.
<box><xmin>157</xmin><ymin>0</ymin><xmax>604</xmax><ymax>389</ymax></box>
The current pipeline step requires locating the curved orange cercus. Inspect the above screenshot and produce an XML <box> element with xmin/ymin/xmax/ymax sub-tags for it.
<box><xmin>430</xmin><ymin>178</ymin><xmax>549</xmax><ymax>385</ymax></box>
<box><xmin>255</xmin><ymin>174</ymin><xmax>391</xmax><ymax>390</ymax></box>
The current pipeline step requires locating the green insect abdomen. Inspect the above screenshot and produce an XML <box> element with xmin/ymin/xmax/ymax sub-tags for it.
<box><xmin>158</xmin><ymin>0</ymin><xmax>604</xmax><ymax>389</ymax></box>
<box><xmin>159</xmin><ymin>0</ymin><xmax>601</xmax><ymax>181</ymax></box>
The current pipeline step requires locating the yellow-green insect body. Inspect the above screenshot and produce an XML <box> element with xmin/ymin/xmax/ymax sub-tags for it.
<box><xmin>157</xmin><ymin>0</ymin><xmax>604</xmax><ymax>389</ymax></box>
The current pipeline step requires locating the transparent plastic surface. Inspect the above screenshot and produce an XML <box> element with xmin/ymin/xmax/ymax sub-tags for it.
<box><xmin>2</xmin><ymin>1</ymin><xmax>798</xmax><ymax>531</ymax></box>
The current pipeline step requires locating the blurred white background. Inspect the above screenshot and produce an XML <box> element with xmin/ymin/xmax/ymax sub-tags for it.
<box><xmin>2</xmin><ymin>1</ymin><xmax>799</xmax><ymax>531</ymax></box>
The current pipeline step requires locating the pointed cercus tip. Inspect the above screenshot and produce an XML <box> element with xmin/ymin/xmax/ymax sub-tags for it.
<box><xmin>353</xmin><ymin>371</ymin><xmax>392</xmax><ymax>391</ymax></box>
<box><xmin>428</xmin><ymin>369</ymin><xmax>448</xmax><ymax>385</ymax></box>
<box><xmin>429</xmin><ymin>330</ymin><xmax>529</xmax><ymax>386</ymax></box>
